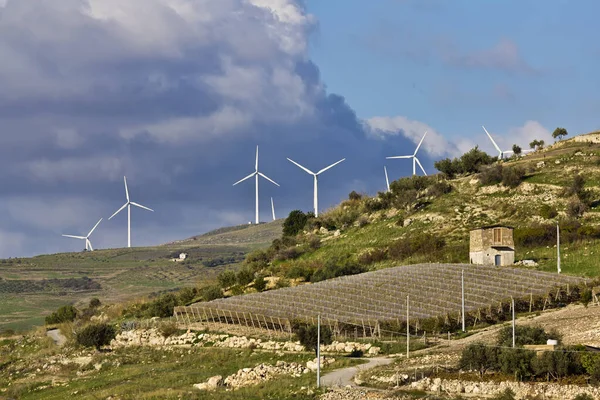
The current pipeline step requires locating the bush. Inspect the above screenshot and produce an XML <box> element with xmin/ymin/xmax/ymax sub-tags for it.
<box><xmin>497</xmin><ymin>348</ymin><xmax>535</xmax><ymax>380</ymax></box>
<box><xmin>348</xmin><ymin>191</ymin><xmax>362</xmax><ymax>201</ymax></box>
<box><xmin>275</xmin><ymin>277</ymin><xmax>290</xmax><ymax>289</ymax></box>
<box><xmin>295</xmin><ymin>324</ymin><xmax>333</xmax><ymax>356</ymax></box>
<box><xmin>539</xmin><ymin>204</ymin><xmax>558</xmax><ymax>219</ymax></box>
<box><xmin>283</xmin><ymin>210</ymin><xmax>310</xmax><ymax>237</ymax></box>
<box><xmin>358</xmin><ymin>248</ymin><xmax>388</xmax><ymax>265</ymax></box>
<box><xmin>178</xmin><ymin>287</ymin><xmax>197</xmax><ymax>305</ymax></box>
<box><xmin>496</xmin><ymin>325</ymin><xmax>560</xmax><ymax>348</ymax></box>
<box><xmin>145</xmin><ymin>293</ymin><xmax>178</xmax><ymax>318</ymax></box>
<box><xmin>200</xmin><ymin>285</ymin><xmax>223</xmax><ymax>302</ymax></box>
<box><xmin>45</xmin><ymin>305</ymin><xmax>77</xmax><ymax>325</ymax></box>
<box><xmin>253</xmin><ymin>276</ymin><xmax>267</xmax><ymax>292</ymax></box>
<box><xmin>581</xmin><ymin>289</ymin><xmax>593</xmax><ymax>307</ymax></box>
<box><xmin>218</xmin><ymin>270</ymin><xmax>237</xmax><ymax>289</ymax></box>
<box><xmin>479</xmin><ymin>165</ymin><xmax>503</xmax><ymax>185</ymax></box>
<box><xmin>460</xmin><ymin>343</ymin><xmax>498</xmax><ymax>377</ymax></box>
<box><xmin>428</xmin><ymin>181</ymin><xmax>453</xmax><ymax>197</ymax></box>
<box><xmin>158</xmin><ymin>321</ymin><xmax>179</xmax><ymax>339</ymax></box>
<box><xmin>236</xmin><ymin>268</ymin><xmax>255</xmax><ymax>286</ymax></box>
<box><xmin>310</xmin><ymin>255</ymin><xmax>367</xmax><ymax>283</ymax></box>
<box><xmin>492</xmin><ymin>388</ymin><xmax>516</xmax><ymax>400</ymax></box>
<box><xmin>388</xmin><ymin>234</ymin><xmax>445</xmax><ymax>260</ymax></box>
<box><xmin>89</xmin><ymin>298</ymin><xmax>101</xmax><ymax>309</ymax></box>
<box><xmin>567</xmin><ymin>199</ymin><xmax>587</xmax><ymax>218</ymax></box>
<box><xmin>285</xmin><ymin>263</ymin><xmax>315</xmax><ymax>281</ymax></box>
<box><xmin>501</xmin><ymin>166</ymin><xmax>525</xmax><ymax>188</ymax></box>
<box><xmin>76</xmin><ymin>323</ymin><xmax>116</xmax><ymax>350</ymax></box>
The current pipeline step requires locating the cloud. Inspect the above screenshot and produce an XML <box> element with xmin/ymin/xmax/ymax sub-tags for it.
<box><xmin>441</xmin><ymin>38</ymin><xmax>538</xmax><ymax>75</ymax></box>
<box><xmin>0</xmin><ymin>0</ymin><xmax>454</xmax><ymax>258</ymax></box>
<box><xmin>479</xmin><ymin>121</ymin><xmax>551</xmax><ymax>155</ymax></box>
<box><xmin>365</xmin><ymin>116</ymin><xmax>460</xmax><ymax>157</ymax></box>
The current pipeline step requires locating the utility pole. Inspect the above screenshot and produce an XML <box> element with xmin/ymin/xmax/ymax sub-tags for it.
<box><xmin>317</xmin><ymin>314</ymin><xmax>321</xmax><ymax>388</ymax></box>
<box><xmin>461</xmin><ymin>269</ymin><xmax>465</xmax><ymax>332</ymax></box>
<box><xmin>557</xmin><ymin>222</ymin><xmax>561</xmax><ymax>274</ymax></box>
<box><xmin>406</xmin><ymin>295</ymin><xmax>410</xmax><ymax>359</ymax></box>
<box><xmin>512</xmin><ymin>297</ymin><xmax>516</xmax><ymax>348</ymax></box>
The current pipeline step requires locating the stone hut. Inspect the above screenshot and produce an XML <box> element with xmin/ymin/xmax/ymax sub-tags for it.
<box><xmin>469</xmin><ymin>225</ymin><xmax>515</xmax><ymax>266</ymax></box>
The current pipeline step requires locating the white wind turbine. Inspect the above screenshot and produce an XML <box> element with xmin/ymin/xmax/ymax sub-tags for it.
<box><xmin>286</xmin><ymin>157</ymin><xmax>346</xmax><ymax>217</ymax></box>
<box><xmin>62</xmin><ymin>218</ymin><xmax>103</xmax><ymax>251</ymax></box>
<box><xmin>386</xmin><ymin>131</ymin><xmax>428</xmax><ymax>176</ymax></box>
<box><xmin>384</xmin><ymin>166</ymin><xmax>390</xmax><ymax>192</ymax></box>
<box><xmin>271</xmin><ymin>197</ymin><xmax>276</xmax><ymax>221</ymax></box>
<box><xmin>482</xmin><ymin>125</ymin><xmax>533</xmax><ymax>159</ymax></box>
<box><xmin>109</xmin><ymin>176</ymin><xmax>154</xmax><ymax>248</ymax></box>
<box><xmin>233</xmin><ymin>146</ymin><xmax>280</xmax><ymax>224</ymax></box>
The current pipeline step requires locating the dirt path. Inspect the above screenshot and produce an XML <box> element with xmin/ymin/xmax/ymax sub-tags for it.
<box><xmin>46</xmin><ymin>328</ymin><xmax>67</xmax><ymax>346</ymax></box>
<box><xmin>321</xmin><ymin>357</ymin><xmax>394</xmax><ymax>388</ymax></box>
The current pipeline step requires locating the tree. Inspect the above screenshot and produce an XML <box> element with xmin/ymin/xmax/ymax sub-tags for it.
<box><xmin>296</xmin><ymin>324</ymin><xmax>333</xmax><ymax>356</ymax></box>
<box><xmin>89</xmin><ymin>298</ymin><xmax>101</xmax><ymax>309</ymax></box>
<box><xmin>45</xmin><ymin>305</ymin><xmax>78</xmax><ymax>324</ymax></box>
<box><xmin>253</xmin><ymin>275</ymin><xmax>267</xmax><ymax>292</ymax></box>
<box><xmin>552</xmin><ymin>127</ymin><xmax>568</xmax><ymax>141</ymax></box>
<box><xmin>218</xmin><ymin>270</ymin><xmax>237</xmax><ymax>289</ymax></box>
<box><xmin>529</xmin><ymin>140</ymin><xmax>539</xmax><ymax>149</ymax></box>
<box><xmin>460</xmin><ymin>342</ymin><xmax>498</xmax><ymax>377</ymax></box>
<box><xmin>539</xmin><ymin>140</ymin><xmax>545</xmax><ymax>149</ymax></box>
<box><xmin>76</xmin><ymin>323</ymin><xmax>116</xmax><ymax>350</ymax></box>
<box><xmin>348</xmin><ymin>191</ymin><xmax>362</xmax><ymax>201</ymax></box>
<box><xmin>283</xmin><ymin>210</ymin><xmax>310</xmax><ymax>237</ymax></box>
<box><xmin>512</xmin><ymin>144</ymin><xmax>522</xmax><ymax>156</ymax></box>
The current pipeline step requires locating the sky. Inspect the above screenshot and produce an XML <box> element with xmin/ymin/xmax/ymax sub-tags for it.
<box><xmin>0</xmin><ymin>0</ymin><xmax>597</xmax><ymax>258</ymax></box>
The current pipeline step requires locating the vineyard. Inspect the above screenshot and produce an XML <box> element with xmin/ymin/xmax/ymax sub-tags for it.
<box><xmin>175</xmin><ymin>264</ymin><xmax>588</xmax><ymax>335</ymax></box>
<box><xmin>0</xmin><ymin>277</ymin><xmax>101</xmax><ymax>294</ymax></box>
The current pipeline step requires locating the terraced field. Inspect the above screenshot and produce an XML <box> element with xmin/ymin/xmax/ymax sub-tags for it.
<box><xmin>176</xmin><ymin>264</ymin><xmax>587</xmax><ymax>333</ymax></box>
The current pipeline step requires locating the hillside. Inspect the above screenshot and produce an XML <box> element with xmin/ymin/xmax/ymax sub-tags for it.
<box><xmin>258</xmin><ymin>132</ymin><xmax>600</xmax><ymax>285</ymax></box>
<box><xmin>0</xmin><ymin>220</ymin><xmax>283</xmax><ymax>332</ymax></box>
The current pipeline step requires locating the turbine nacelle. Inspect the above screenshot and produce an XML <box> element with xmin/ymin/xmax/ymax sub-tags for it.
<box><xmin>386</xmin><ymin>131</ymin><xmax>428</xmax><ymax>176</ymax></box>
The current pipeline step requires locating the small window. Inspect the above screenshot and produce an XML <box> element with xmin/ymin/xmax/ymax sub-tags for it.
<box><xmin>493</xmin><ymin>228</ymin><xmax>502</xmax><ymax>243</ymax></box>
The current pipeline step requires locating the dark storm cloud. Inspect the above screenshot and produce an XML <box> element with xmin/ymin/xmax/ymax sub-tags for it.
<box><xmin>0</xmin><ymin>0</ymin><xmax>446</xmax><ymax>257</ymax></box>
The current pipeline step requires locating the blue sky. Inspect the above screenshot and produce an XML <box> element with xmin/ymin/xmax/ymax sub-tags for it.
<box><xmin>0</xmin><ymin>0</ymin><xmax>597</xmax><ymax>257</ymax></box>
<box><xmin>306</xmin><ymin>0</ymin><xmax>599</xmax><ymax>139</ymax></box>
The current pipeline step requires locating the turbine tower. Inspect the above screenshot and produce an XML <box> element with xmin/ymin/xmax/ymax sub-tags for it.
<box><xmin>386</xmin><ymin>131</ymin><xmax>428</xmax><ymax>176</ymax></box>
<box><xmin>286</xmin><ymin>157</ymin><xmax>345</xmax><ymax>217</ymax></box>
<box><xmin>271</xmin><ymin>197</ymin><xmax>276</xmax><ymax>221</ymax></box>
<box><xmin>233</xmin><ymin>146</ymin><xmax>280</xmax><ymax>224</ymax></box>
<box><xmin>384</xmin><ymin>166</ymin><xmax>390</xmax><ymax>192</ymax></box>
<box><xmin>482</xmin><ymin>125</ymin><xmax>533</xmax><ymax>159</ymax></box>
<box><xmin>62</xmin><ymin>218</ymin><xmax>103</xmax><ymax>251</ymax></box>
<box><xmin>109</xmin><ymin>176</ymin><xmax>154</xmax><ymax>248</ymax></box>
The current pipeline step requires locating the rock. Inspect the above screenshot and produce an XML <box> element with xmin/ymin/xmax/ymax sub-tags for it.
<box><xmin>319</xmin><ymin>227</ymin><xmax>329</xmax><ymax>234</ymax></box>
<box><xmin>555</xmin><ymin>160</ymin><xmax>561</xmax><ymax>164</ymax></box>
<box><xmin>403</xmin><ymin>218</ymin><xmax>412</xmax><ymax>227</ymax></box>
<box><xmin>193</xmin><ymin>375</ymin><xmax>223</xmax><ymax>391</ymax></box>
<box><xmin>333</xmin><ymin>230</ymin><xmax>341</xmax><ymax>237</ymax></box>
<box><xmin>536</xmin><ymin>161</ymin><xmax>545</xmax><ymax>168</ymax></box>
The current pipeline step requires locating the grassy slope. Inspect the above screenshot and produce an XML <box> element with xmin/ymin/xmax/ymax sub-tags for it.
<box><xmin>0</xmin><ymin>221</ymin><xmax>283</xmax><ymax>332</ymax></box>
<box><xmin>278</xmin><ymin>132</ymin><xmax>600</xmax><ymax>278</ymax></box>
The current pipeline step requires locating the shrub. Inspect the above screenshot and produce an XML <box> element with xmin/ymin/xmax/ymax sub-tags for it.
<box><xmin>357</xmin><ymin>215</ymin><xmax>369</xmax><ymax>227</ymax></box>
<box><xmin>460</xmin><ymin>342</ymin><xmax>498</xmax><ymax>377</ymax></box>
<box><xmin>310</xmin><ymin>255</ymin><xmax>367</xmax><ymax>282</ymax></box>
<box><xmin>581</xmin><ymin>289</ymin><xmax>593</xmax><ymax>307</ymax></box>
<box><xmin>89</xmin><ymin>298</ymin><xmax>101</xmax><ymax>309</ymax></box>
<box><xmin>236</xmin><ymin>268</ymin><xmax>255</xmax><ymax>286</ymax></box>
<box><xmin>539</xmin><ymin>204</ymin><xmax>558</xmax><ymax>219</ymax></box>
<box><xmin>253</xmin><ymin>276</ymin><xmax>267</xmax><ymax>292</ymax></box>
<box><xmin>45</xmin><ymin>305</ymin><xmax>77</xmax><ymax>325</ymax></box>
<box><xmin>532</xmin><ymin>348</ymin><xmax>583</xmax><ymax>380</ymax></box>
<box><xmin>348</xmin><ymin>191</ymin><xmax>362</xmax><ymax>201</ymax></box>
<box><xmin>178</xmin><ymin>287</ymin><xmax>197</xmax><ymax>305</ymax></box>
<box><xmin>283</xmin><ymin>210</ymin><xmax>310</xmax><ymax>237</ymax></box>
<box><xmin>479</xmin><ymin>165</ymin><xmax>503</xmax><ymax>185</ymax></box>
<box><xmin>501</xmin><ymin>166</ymin><xmax>525</xmax><ymax>188</ymax></box>
<box><xmin>275</xmin><ymin>246</ymin><xmax>303</xmax><ymax>261</ymax></box>
<box><xmin>158</xmin><ymin>321</ymin><xmax>179</xmax><ymax>339</ymax></box>
<box><xmin>275</xmin><ymin>277</ymin><xmax>290</xmax><ymax>289</ymax></box>
<box><xmin>428</xmin><ymin>181</ymin><xmax>453</xmax><ymax>197</ymax></box>
<box><xmin>285</xmin><ymin>263</ymin><xmax>315</xmax><ymax>281</ymax></box>
<box><xmin>492</xmin><ymin>388</ymin><xmax>516</xmax><ymax>400</ymax></box>
<box><xmin>567</xmin><ymin>199</ymin><xmax>587</xmax><ymax>218</ymax></box>
<box><xmin>496</xmin><ymin>325</ymin><xmax>560</xmax><ymax>348</ymax></box>
<box><xmin>200</xmin><ymin>285</ymin><xmax>223</xmax><ymax>302</ymax></box>
<box><xmin>497</xmin><ymin>348</ymin><xmax>535</xmax><ymax>380</ymax></box>
<box><xmin>76</xmin><ymin>323</ymin><xmax>116</xmax><ymax>350</ymax></box>
<box><xmin>572</xmin><ymin>395</ymin><xmax>594</xmax><ymax>400</ymax></box>
<box><xmin>218</xmin><ymin>270</ymin><xmax>237</xmax><ymax>289</ymax></box>
<box><xmin>307</xmin><ymin>235</ymin><xmax>321</xmax><ymax>250</ymax></box>
<box><xmin>145</xmin><ymin>293</ymin><xmax>178</xmax><ymax>318</ymax></box>
<box><xmin>434</xmin><ymin>158</ymin><xmax>459</xmax><ymax>178</ymax></box>
<box><xmin>295</xmin><ymin>324</ymin><xmax>333</xmax><ymax>356</ymax></box>
<box><xmin>358</xmin><ymin>248</ymin><xmax>388</xmax><ymax>265</ymax></box>
<box><xmin>388</xmin><ymin>234</ymin><xmax>445</xmax><ymax>260</ymax></box>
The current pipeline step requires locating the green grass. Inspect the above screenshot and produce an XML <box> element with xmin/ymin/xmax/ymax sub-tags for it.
<box><xmin>1</xmin><ymin>345</ymin><xmax>351</xmax><ymax>399</ymax></box>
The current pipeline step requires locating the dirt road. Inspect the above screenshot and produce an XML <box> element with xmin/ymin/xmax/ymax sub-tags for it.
<box><xmin>321</xmin><ymin>357</ymin><xmax>394</xmax><ymax>388</ymax></box>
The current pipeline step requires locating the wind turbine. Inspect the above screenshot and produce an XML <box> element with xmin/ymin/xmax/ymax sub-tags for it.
<box><xmin>482</xmin><ymin>125</ymin><xmax>533</xmax><ymax>159</ymax></box>
<box><xmin>233</xmin><ymin>146</ymin><xmax>280</xmax><ymax>224</ymax></box>
<box><xmin>286</xmin><ymin>157</ymin><xmax>346</xmax><ymax>217</ymax></box>
<box><xmin>386</xmin><ymin>131</ymin><xmax>428</xmax><ymax>176</ymax></box>
<box><xmin>62</xmin><ymin>218</ymin><xmax>103</xmax><ymax>251</ymax></box>
<box><xmin>271</xmin><ymin>197</ymin><xmax>276</xmax><ymax>221</ymax></box>
<box><xmin>109</xmin><ymin>176</ymin><xmax>154</xmax><ymax>248</ymax></box>
<box><xmin>384</xmin><ymin>166</ymin><xmax>390</xmax><ymax>192</ymax></box>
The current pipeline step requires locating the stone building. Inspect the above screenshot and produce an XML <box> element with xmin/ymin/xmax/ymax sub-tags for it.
<box><xmin>469</xmin><ymin>225</ymin><xmax>515</xmax><ymax>266</ymax></box>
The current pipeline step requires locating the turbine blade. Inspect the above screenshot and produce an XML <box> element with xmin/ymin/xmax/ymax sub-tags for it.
<box><xmin>255</xmin><ymin>145</ymin><xmax>259</xmax><ymax>171</ymax></box>
<box><xmin>386</xmin><ymin>155</ymin><xmax>412</xmax><ymax>159</ymax></box>
<box><xmin>124</xmin><ymin>176</ymin><xmax>130</xmax><ymax>201</ymax></box>
<box><xmin>384</xmin><ymin>166</ymin><xmax>390</xmax><ymax>191</ymax></box>
<box><xmin>286</xmin><ymin>158</ymin><xmax>314</xmax><ymax>175</ymax></box>
<box><xmin>317</xmin><ymin>158</ymin><xmax>345</xmax><ymax>175</ymax></box>
<box><xmin>62</xmin><ymin>234</ymin><xmax>86</xmax><ymax>239</ymax></box>
<box><xmin>415</xmin><ymin>157</ymin><xmax>427</xmax><ymax>176</ymax></box>
<box><xmin>413</xmin><ymin>131</ymin><xmax>428</xmax><ymax>156</ymax></box>
<box><xmin>482</xmin><ymin>125</ymin><xmax>502</xmax><ymax>153</ymax></box>
<box><xmin>233</xmin><ymin>172</ymin><xmax>255</xmax><ymax>186</ymax></box>
<box><xmin>258</xmin><ymin>172</ymin><xmax>280</xmax><ymax>187</ymax></box>
<box><xmin>130</xmin><ymin>202</ymin><xmax>154</xmax><ymax>212</ymax></box>
<box><xmin>87</xmin><ymin>218</ymin><xmax>103</xmax><ymax>237</ymax></box>
<box><xmin>109</xmin><ymin>202</ymin><xmax>128</xmax><ymax>220</ymax></box>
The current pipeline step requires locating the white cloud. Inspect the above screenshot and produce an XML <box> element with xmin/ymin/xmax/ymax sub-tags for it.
<box><xmin>481</xmin><ymin>121</ymin><xmax>551</xmax><ymax>154</ymax></box>
<box><xmin>364</xmin><ymin>116</ymin><xmax>460</xmax><ymax>157</ymax></box>
<box><xmin>55</xmin><ymin>128</ymin><xmax>84</xmax><ymax>149</ymax></box>
<box><xmin>24</xmin><ymin>156</ymin><xmax>128</xmax><ymax>183</ymax></box>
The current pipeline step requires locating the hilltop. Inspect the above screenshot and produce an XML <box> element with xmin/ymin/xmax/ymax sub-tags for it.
<box><xmin>0</xmin><ymin>220</ymin><xmax>283</xmax><ymax>332</ymax></box>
